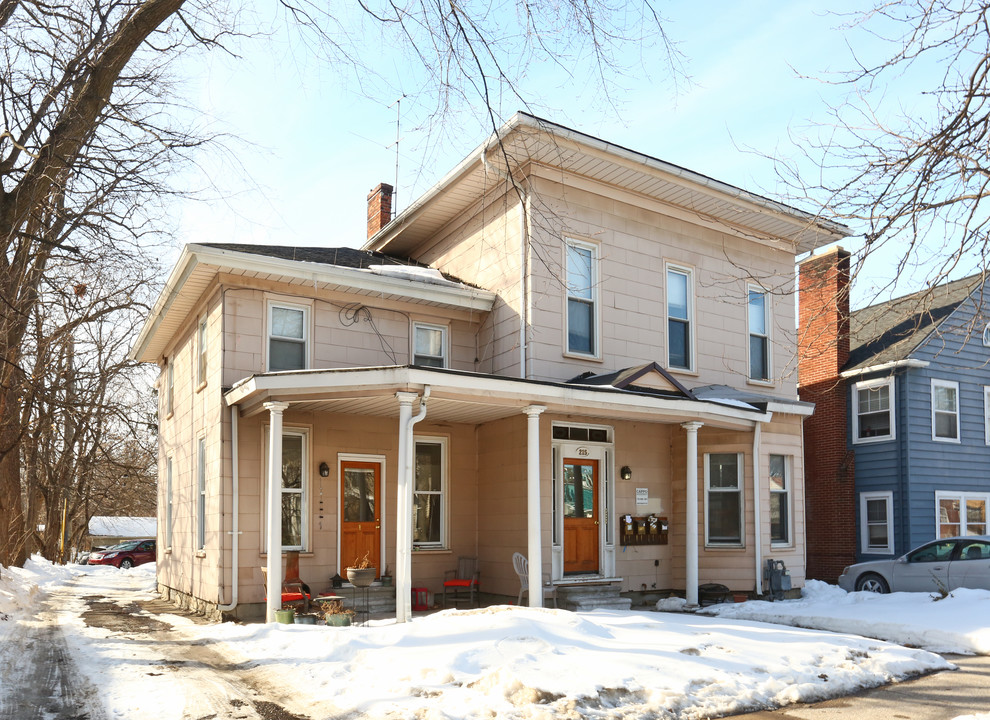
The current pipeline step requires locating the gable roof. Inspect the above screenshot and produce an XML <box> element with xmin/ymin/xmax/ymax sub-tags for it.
<box><xmin>567</xmin><ymin>362</ymin><xmax>697</xmax><ymax>400</ymax></box>
<box><xmin>846</xmin><ymin>273</ymin><xmax>987</xmax><ymax>373</ymax></box>
<box><xmin>364</xmin><ymin>112</ymin><xmax>850</xmax><ymax>257</ymax></box>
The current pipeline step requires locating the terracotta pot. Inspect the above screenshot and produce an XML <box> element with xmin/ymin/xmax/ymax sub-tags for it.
<box><xmin>347</xmin><ymin>567</ymin><xmax>377</xmax><ymax>587</ymax></box>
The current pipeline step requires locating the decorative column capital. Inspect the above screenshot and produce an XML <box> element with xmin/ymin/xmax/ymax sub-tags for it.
<box><xmin>522</xmin><ymin>404</ymin><xmax>546</xmax><ymax>417</ymax></box>
<box><xmin>263</xmin><ymin>401</ymin><xmax>290</xmax><ymax>415</ymax></box>
<box><xmin>396</xmin><ymin>391</ymin><xmax>419</xmax><ymax>406</ymax></box>
<box><xmin>681</xmin><ymin>421</ymin><xmax>704</xmax><ymax>432</ymax></box>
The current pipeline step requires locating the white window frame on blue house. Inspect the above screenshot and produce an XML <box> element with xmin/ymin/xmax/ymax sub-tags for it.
<box><xmin>931</xmin><ymin>378</ymin><xmax>960</xmax><ymax>443</ymax></box>
<box><xmin>984</xmin><ymin>385</ymin><xmax>990</xmax><ymax>445</ymax></box>
<box><xmin>852</xmin><ymin>377</ymin><xmax>895</xmax><ymax>444</ymax></box>
<box><xmin>860</xmin><ymin>491</ymin><xmax>894</xmax><ymax>555</ymax></box>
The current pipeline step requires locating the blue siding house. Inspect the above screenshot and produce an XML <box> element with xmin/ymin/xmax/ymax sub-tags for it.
<box><xmin>800</xmin><ymin>248</ymin><xmax>990</xmax><ymax>580</ymax></box>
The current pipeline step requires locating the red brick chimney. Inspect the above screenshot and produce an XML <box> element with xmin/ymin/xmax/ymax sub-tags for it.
<box><xmin>798</xmin><ymin>246</ymin><xmax>855</xmax><ymax>582</ymax></box>
<box><xmin>367</xmin><ymin>183</ymin><xmax>393</xmax><ymax>240</ymax></box>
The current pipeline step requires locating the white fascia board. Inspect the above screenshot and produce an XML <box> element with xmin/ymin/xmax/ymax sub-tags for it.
<box><xmin>191</xmin><ymin>244</ymin><xmax>496</xmax><ymax>311</ymax></box>
<box><xmin>129</xmin><ymin>245</ymin><xmax>199</xmax><ymax>363</ymax></box>
<box><xmin>839</xmin><ymin>359</ymin><xmax>929</xmax><ymax>379</ymax></box>
<box><xmin>766</xmin><ymin>401</ymin><xmax>815</xmax><ymax>417</ymax></box>
<box><xmin>225</xmin><ymin>366</ymin><xmax>771</xmax><ymax>426</ymax></box>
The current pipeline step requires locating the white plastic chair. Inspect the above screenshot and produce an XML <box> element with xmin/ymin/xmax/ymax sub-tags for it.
<box><xmin>512</xmin><ymin>552</ymin><xmax>557</xmax><ymax>608</ymax></box>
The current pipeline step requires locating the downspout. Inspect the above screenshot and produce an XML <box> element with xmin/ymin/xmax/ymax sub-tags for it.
<box><xmin>218</xmin><ymin>405</ymin><xmax>240</xmax><ymax>612</ymax></box>
<box><xmin>753</xmin><ymin>422</ymin><xmax>763</xmax><ymax>595</ymax></box>
<box><xmin>397</xmin><ymin>386</ymin><xmax>430</xmax><ymax>622</ymax></box>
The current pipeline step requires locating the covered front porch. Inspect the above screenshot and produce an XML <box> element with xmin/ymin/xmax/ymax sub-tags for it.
<box><xmin>222</xmin><ymin>365</ymin><xmax>775</xmax><ymax>622</ymax></box>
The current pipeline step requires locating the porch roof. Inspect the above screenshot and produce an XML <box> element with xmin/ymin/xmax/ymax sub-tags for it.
<box><xmin>224</xmin><ymin>365</ymin><xmax>775</xmax><ymax>430</ymax></box>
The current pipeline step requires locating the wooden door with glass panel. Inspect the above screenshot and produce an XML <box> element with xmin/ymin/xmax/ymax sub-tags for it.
<box><xmin>563</xmin><ymin>458</ymin><xmax>599</xmax><ymax>574</ymax></box>
<box><xmin>340</xmin><ymin>461</ymin><xmax>380</xmax><ymax>576</ymax></box>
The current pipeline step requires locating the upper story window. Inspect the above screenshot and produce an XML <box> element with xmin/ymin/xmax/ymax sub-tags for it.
<box><xmin>565</xmin><ymin>239</ymin><xmax>598</xmax><ymax>356</ymax></box>
<box><xmin>197</xmin><ymin>318</ymin><xmax>207</xmax><ymax>385</ymax></box>
<box><xmin>852</xmin><ymin>377</ymin><xmax>895</xmax><ymax>443</ymax></box>
<box><xmin>413</xmin><ymin>322</ymin><xmax>447</xmax><ymax>368</ymax></box>
<box><xmin>984</xmin><ymin>386</ymin><xmax>990</xmax><ymax>445</ymax></box>
<box><xmin>166</xmin><ymin>359</ymin><xmax>174</xmax><ymax>416</ymax></box>
<box><xmin>983</xmin><ymin>322</ymin><xmax>990</xmax><ymax>347</ymax></box>
<box><xmin>931</xmin><ymin>378</ymin><xmax>960</xmax><ymax>442</ymax></box>
<box><xmin>748</xmin><ymin>288</ymin><xmax>770</xmax><ymax>382</ymax></box>
<box><xmin>268</xmin><ymin>303</ymin><xmax>308</xmax><ymax>372</ymax></box>
<box><xmin>666</xmin><ymin>265</ymin><xmax>693</xmax><ymax>371</ymax></box>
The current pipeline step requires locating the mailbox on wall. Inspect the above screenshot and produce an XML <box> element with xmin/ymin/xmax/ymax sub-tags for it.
<box><xmin>620</xmin><ymin>514</ymin><xmax>668</xmax><ymax>546</ymax></box>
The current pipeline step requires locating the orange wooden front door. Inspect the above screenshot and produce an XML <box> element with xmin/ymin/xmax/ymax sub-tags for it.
<box><xmin>340</xmin><ymin>461</ymin><xmax>381</xmax><ymax>575</ymax></box>
<box><xmin>563</xmin><ymin>458</ymin><xmax>599</xmax><ymax>574</ymax></box>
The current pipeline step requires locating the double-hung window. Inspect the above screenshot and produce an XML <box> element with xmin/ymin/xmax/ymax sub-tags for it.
<box><xmin>860</xmin><ymin>491</ymin><xmax>894</xmax><ymax>554</ymax></box>
<box><xmin>931</xmin><ymin>379</ymin><xmax>960</xmax><ymax>442</ymax></box>
<box><xmin>196</xmin><ymin>437</ymin><xmax>206</xmax><ymax>550</ymax></box>
<box><xmin>748</xmin><ymin>288</ymin><xmax>770</xmax><ymax>381</ymax></box>
<box><xmin>985</xmin><ymin>386</ymin><xmax>990</xmax><ymax>445</ymax></box>
<box><xmin>565</xmin><ymin>240</ymin><xmax>597</xmax><ymax>356</ymax></box>
<box><xmin>852</xmin><ymin>377</ymin><xmax>894</xmax><ymax>443</ymax></box>
<box><xmin>769</xmin><ymin>455</ymin><xmax>790</xmax><ymax>545</ymax></box>
<box><xmin>197</xmin><ymin>318</ymin><xmax>208</xmax><ymax>385</ymax></box>
<box><xmin>268</xmin><ymin>303</ymin><xmax>308</xmax><ymax>371</ymax></box>
<box><xmin>705</xmin><ymin>453</ymin><xmax>743</xmax><ymax>545</ymax></box>
<box><xmin>265</xmin><ymin>430</ymin><xmax>307</xmax><ymax>550</ymax></box>
<box><xmin>413</xmin><ymin>438</ymin><xmax>446</xmax><ymax>548</ymax></box>
<box><xmin>413</xmin><ymin>323</ymin><xmax>447</xmax><ymax>368</ymax></box>
<box><xmin>936</xmin><ymin>492</ymin><xmax>989</xmax><ymax>537</ymax></box>
<box><xmin>667</xmin><ymin>265</ymin><xmax>693</xmax><ymax>370</ymax></box>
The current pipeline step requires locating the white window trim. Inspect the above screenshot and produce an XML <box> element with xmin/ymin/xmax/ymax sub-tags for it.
<box><xmin>411</xmin><ymin>321</ymin><xmax>449</xmax><ymax>368</ymax></box>
<box><xmin>747</xmin><ymin>285</ymin><xmax>771</xmax><ymax>383</ymax></box>
<box><xmin>266</xmin><ymin>299</ymin><xmax>311</xmax><ymax>372</ymax></box>
<box><xmin>984</xmin><ymin>386</ymin><xmax>990</xmax><ymax>445</ymax></box>
<box><xmin>769</xmin><ymin>454</ymin><xmax>792</xmax><ymax>547</ymax></box>
<box><xmin>935</xmin><ymin>490</ymin><xmax>990</xmax><ymax>538</ymax></box>
<box><xmin>197</xmin><ymin>317</ymin><xmax>208</xmax><ymax>385</ymax></box>
<box><xmin>563</xmin><ymin>237</ymin><xmax>601</xmax><ymax>359</ymax></box>
<box><xmin>860</xmin><ymin>491</ymin><xmax>894</xmax><ymax>555</ymax></box>
<box><xmin>931</xmin><ymin>378</ymin><xmax>961</xmax><ymax>443</ymax></box>
<box><xmin>263</xmin><ymin>426</ymin><xmax>310</xmax><ymax>552</ymax></box>
<box><xmin>983</xmin><ymin>322</ymin><xmax>990</xmax><ymax>347</ymax></box>
<box><xmin>851</xmin><ymin>377</ymin><xmax>896</xmax><ymax>444</ymax></box>
<box><xmin>704</xmin><ymin>452</ymin><xmax>744</xmax><ymax>547</ymax></box>
<box><xmin>165</xmin><ymin>456</ymin><xmax>173</xmax><ymax>549</ymax></box>
<box><xmin>665</xmin><ymin>262</ymin><xmax>695</xmax><ymax>372</ymax></box>
<box><xmin>413</xmin><ymin>435</ymin><xmax>448</xmax><ymax>549</ymax></box>
<box><xmin>196</xmin><ymin>437</ymin><xmax>206</xmax><ymax>551</ymax></box>
<box><xmin>336</xmin><ymin>453</ymin><xmax>387</xmax><ymax>571</ymax></box>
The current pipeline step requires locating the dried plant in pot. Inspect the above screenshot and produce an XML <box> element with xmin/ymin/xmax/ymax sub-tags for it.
<box><xmin>346</xmin><ymin>552</ymin><xmax>377</xmax><ymax>587</ymax></box>
<box><xmin>317</xmin><ymin>597</ymin><xmax>354</xmax><ymax>627</ymax></box>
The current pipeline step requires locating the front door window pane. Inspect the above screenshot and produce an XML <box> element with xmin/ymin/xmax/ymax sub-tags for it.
<box><xmin>564</xmin><ymin>463</ymin><xmax>594</xmax><ymax>518</ymax></box>
<box><xmin>344</xmin><ymin>468</ymin><xmax>376</xmax><ymax>522</ymax></box>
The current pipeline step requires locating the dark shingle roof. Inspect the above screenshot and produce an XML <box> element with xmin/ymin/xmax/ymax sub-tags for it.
<box><xmin>846</xmin><ymin>273</ymin><xmax>986</xmax><ymax>372</ymax></box>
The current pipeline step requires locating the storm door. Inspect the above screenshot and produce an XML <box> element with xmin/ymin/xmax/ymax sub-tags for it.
<box><xmin>563</xmin><ymin>458</ymin><xmax>599</xmax><ymax>574</ymax></box>
<box><xmin>340</xmin><ymin>460</ymin><xmax>381</xmax><ymax>576</ymax></box>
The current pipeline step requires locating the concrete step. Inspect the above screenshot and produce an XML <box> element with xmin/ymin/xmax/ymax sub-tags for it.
<box><xmin>317</xmin><ymin>585</ymin><xmax>396</xmax><ymax>613</ymax></box>
<box><xmin>557</xmin><ymin>584</ymin><xmax>632</xmax><ymax>612</ymax></box>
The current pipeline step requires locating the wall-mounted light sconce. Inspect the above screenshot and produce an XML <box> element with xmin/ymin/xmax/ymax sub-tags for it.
<box><xmin>620</xmin><ymin>466</ymin><xmax>632</xmax><ymax>480</ymax></box>
<box><xmin>319</xmin><ymin>462</ymin><xmax>330</xmax><ymax>478</ymax></box>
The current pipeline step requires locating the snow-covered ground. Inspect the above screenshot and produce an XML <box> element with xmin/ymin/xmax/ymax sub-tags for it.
<box><xmin>0</xmin><ymin>558</ymin><xmax>986</xmax><ymax>719</ymax></box>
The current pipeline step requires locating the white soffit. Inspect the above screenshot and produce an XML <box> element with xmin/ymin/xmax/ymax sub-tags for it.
<box><xmin>130</xmin><ymin>245</ymin><xmax>496</xmax><ymax>363</ymax></box>
<box><xmin>366</xmin><ymin>113</ymin><xmax>850</xmax><ymax>256</ymax></box>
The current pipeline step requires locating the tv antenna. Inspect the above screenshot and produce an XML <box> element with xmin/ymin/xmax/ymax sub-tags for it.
<box><xmin>387</xmin><ymin>96</ymin><xmax>405</xmax><ymax>219</ymax></box>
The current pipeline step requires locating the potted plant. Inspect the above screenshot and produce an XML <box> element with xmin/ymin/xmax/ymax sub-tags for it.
<box><xmin>274</xmin><ymin>607</ymin><xmax>295</xmax><ymax>624</ymax></box>
<box><xmin>317</xmin><ymin>598</ymin><xmax>354</xmax><ymax>627</ymax></box>
<box><xmin>346</xmin><ymin>552</ymin><xmax>377</xmax><ymax>587</ymax></box>
<box><xmin>380</xmin><ymin>564</ymin><xmax>392</xmax><ymax>587</ymax></box>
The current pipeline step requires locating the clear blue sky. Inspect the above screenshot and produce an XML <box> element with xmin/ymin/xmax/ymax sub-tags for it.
<box><xmin>173</xmin><ymin>1</ymin><xmax>933</xmax><ymax>308</ymax></box>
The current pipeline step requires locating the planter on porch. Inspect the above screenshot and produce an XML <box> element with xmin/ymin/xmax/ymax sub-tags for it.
<box><xmin>324</xmin><ymin>613</ymin><xmax>352</xmax><ymax>627</ymax></box>
<box><xmin>346</xmin><ymin>567</ymin><xmax>377</xmax><ymax>587</ymax></box>
<box><xmin>274</xmin><ymin>609</ymin><xmax>295</xmax><ymax>624</ymax></box>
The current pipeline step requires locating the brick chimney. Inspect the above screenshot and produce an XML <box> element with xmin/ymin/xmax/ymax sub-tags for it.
<box><xmin>367</xmin><ymin>183</ymin><xmax>393</xmax><ymax>240</ymax></box>
<box><xmin>798</xmin><ymin>246</ymin><xmax>855</xmax><ymax>583</ymax></box>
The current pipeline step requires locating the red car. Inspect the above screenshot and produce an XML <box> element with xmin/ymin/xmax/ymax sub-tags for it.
<box><xmin>88</xmin><ymin>539</ymin><xmax>156</xmax><ymax>568</ymax></box>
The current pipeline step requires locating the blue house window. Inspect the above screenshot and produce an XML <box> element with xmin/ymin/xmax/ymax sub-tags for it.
<box><xmin>860</xmin><ymin>491</ymin><xmax>894</xmax><ymax>554</ymax></box>
<box><xmin>852</xmin><ymin>377</ymin><xmax>894</xmax><ymax>443</ymax></box>
<box><xmin>931</xmin><ymin>379</ymin><xmax>960</xmax><ymax>442</ymax></box>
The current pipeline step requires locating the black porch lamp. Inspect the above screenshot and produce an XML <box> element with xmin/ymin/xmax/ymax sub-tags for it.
<box><xmin>319</xmin><ymin>462</ymin><xmax>330</xmax><ymax>477</ymax></box>
<box><xmin>620</xmin><ymin>466</ymin><xmax>632</xmax><ymax>480</ymax></box>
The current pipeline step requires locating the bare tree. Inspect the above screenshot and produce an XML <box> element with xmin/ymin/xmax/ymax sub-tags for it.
<box><xmin>782</xmin><ymin>1</ymin><xmax>990</xmax><ymax>304</ymax></box>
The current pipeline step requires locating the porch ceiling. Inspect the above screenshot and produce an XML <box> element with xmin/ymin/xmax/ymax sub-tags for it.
<box><xmin>225</xmin><ymin>366</ymin><xmax>771</xmax><ymax>430</ymax></box>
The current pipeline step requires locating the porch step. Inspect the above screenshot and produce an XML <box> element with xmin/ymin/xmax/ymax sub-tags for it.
<box><xmin>556</xmin><ymin>584</ymin><xmax>632</xmax><ymax>612</ymax></box>
<box><xmin>321</xmin><ymin>585</ymin><xmax>396</xmax><ymax>614</ymax></box>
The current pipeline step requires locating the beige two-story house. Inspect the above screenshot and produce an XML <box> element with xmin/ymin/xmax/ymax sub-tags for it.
<box><xmin>131</xmin><ymin>113</ymin><xmax>848</xmax><ymax>621</ymax></box>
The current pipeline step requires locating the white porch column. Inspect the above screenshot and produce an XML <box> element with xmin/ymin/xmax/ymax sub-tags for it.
<box><xmin>395</xmin><ymin>392</ymin><xmax>417</xmax><ymax>623</ymax></box>
<box><xmin>523</xmin><ymin>405</ymin><xmax>546</xmax><ymax>607</ymax></box>
<box><xmin>682</xmin><ymin>421</ymin><xmax>704</xmax><ymax>608</ymax></box>
<box><xmin>265</xmin><ymin>401</ymin><xmax>290</xmax><ymax>623</ymax></box>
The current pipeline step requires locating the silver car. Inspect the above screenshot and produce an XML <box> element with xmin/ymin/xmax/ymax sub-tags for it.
<box><xmin>838</xmin><ymin>536</ymin><xmax>990</xmax><ymax>593</ymax></box>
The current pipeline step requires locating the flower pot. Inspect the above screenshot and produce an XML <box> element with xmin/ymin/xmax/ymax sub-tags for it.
<box><xmin>381</xmin><ymin>576</ymin><xmax>393</xmax><ymax>587</ymax></box>
<box><xmin>274</xmin><ymin>609</ymin><xmax>295</xmax><ymax>624</ymax></box>
<box><xmin>294</xmin><ymin>614</ymin><xmax>317</xmax><ymax>625</ymax></box>
<box><xmin>346</xmin><ymin>567</ymin><xmax>377</xmax><ymax>587</ymax></box>
<box><xmin>325</xmin><ymin>613</ymin><xmax>352</xmax><ymax>627</ymax></box>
